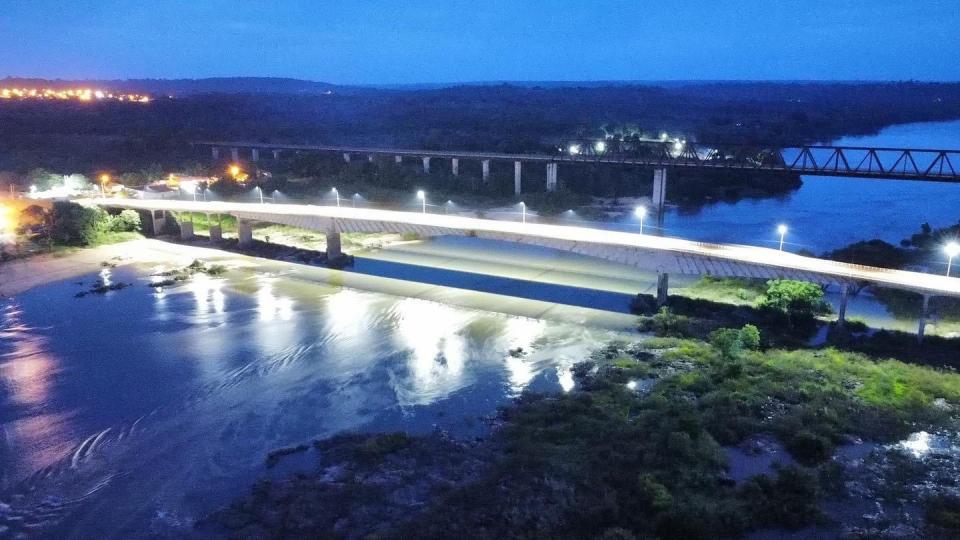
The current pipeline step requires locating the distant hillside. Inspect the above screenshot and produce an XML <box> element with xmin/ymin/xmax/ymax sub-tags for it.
<box><xmin>0</xmin><ymin>77</ymin><xmax>344</xmax><ymax>96</ymax></box>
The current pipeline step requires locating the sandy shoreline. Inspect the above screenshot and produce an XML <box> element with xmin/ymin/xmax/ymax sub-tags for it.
<box><xmin>0</xmin><ymin>239</ymin><xmax>238</xmax><ymax>298</ymax></box>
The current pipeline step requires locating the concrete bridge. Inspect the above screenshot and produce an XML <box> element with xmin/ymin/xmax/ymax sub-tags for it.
<box><xmin>94</xmin><ymin>198</ymin><xmax>960</xmax><ymax>340</ymax></box>
<box><xmin>198</xmin><ymin>139</ymin><xmax>960</xmax><ymax>230</ymax></box>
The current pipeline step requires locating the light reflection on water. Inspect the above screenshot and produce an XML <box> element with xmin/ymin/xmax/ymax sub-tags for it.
<box><xmin>0</xmin><ymin>263</ymin><xmax>633</xmax><ymax>537</ymax></box>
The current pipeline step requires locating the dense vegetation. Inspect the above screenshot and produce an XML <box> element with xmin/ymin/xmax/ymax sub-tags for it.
<box><xmin>30</xmin><ymin>201</ymin><xmax>141</xmax><ymax>247</ymax></box>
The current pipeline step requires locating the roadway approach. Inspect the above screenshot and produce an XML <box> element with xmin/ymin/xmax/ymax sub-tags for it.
<box><xmin>92</xmin><ymin>198</ymin><xmax>960</xmax><ymax>340</ymax></box>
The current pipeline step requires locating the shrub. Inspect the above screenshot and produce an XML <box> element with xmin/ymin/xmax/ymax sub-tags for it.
<box><xmin>108</xmin><ymin>209</ymin><xmax>141</xmax><ymax>232</ymax></box>
<box><xmin>757</xmin><ymin>280</ymin><xmax>831</xmax><ymax>319</ymax></box>
<box><xmin>785</xmin><ymin>430</ymin><xmax>833</xmax><ymax>465</ymax></box>
<box><xmin>48</xmin><ymin>201</ymin><xmax>108</xmax><ymax>246</ymax></box>
<box><xmin>710</xmin><ymin>328</ymin><xmax>743</xmax><ymax>360</ymax></box>
<box><xmin>739</xmin><ymin>324</ymin><xmax>761</xmax><ymax>350</ymax></box>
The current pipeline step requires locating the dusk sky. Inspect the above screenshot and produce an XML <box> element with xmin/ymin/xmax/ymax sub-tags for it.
<box><xmin>1</xmin><ymin>0</ymin><xmax>958</xmax><ymax>84</ymax></box>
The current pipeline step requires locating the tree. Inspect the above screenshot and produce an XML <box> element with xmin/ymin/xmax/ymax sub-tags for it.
<box><xmin>48</xmin><ymin>201</ymin><xmax>108</xmax><ymax>246</ymax></box>
<box><xmin>757</xmin><ymin>280</ymin><xmax>831</xmax><ymax>320</ymax></box>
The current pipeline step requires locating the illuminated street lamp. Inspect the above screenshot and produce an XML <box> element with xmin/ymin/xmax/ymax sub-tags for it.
<box><xmin>945</xmin><ymin>242</ymin><xmax>960</xmax><ymax>276</ymax></box>
<box><xmin>416</xmin><ymin>190</ymin><xmax>426</xmax><ymax>213</ymax></box>
<box><xmin>594</xmin><ymin>141</ymin><xmax>606</xmax><ymax>153</ymax></box>
<box><xmin>635</xmin><ymin>206</ymin><xmax>647</xmax><ymax>234</ymax></box>
<box><xmin>255</xmin><ymin>186</ymin><xmax>264</xmax><ymax>204</ymax></box>
<box><xmin>99</xmin><ymin>174</ymin><xmax>110</xmax><ymax>196</ymax></box>
<box><xmin>777</xmin><ymin>224</ymin><xmax>788</xmax><ymax>251</ymax></box>
<box><xmin>520</xmin><ymin>201</ymin><xmax>527</xmax><ymax>223</ymax></box>
<box><xmin>568</xmin><ymin>144</ymin><xmax>581</xmax><ymax>156</ymax></box>
<box><xmin>228</xmin><ymin>165</ymin><xmax>241</xmax><ymax>179</ymax></box>
<box><xmin>331</xmin><ymin>187</ymin><xmax>340</xmax><ymax>207</ymax></box>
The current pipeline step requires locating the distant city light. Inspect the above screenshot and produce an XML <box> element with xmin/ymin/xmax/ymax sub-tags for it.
<box><xmin>0</xmin><ymin>87</ymin><xmax>150</xmax><ymax>103</ymax></box>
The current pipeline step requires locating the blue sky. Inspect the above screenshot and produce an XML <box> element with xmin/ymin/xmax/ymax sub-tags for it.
<box><xmin>1</xmin><ymin>0</ymin><xmax>957</xmax><ymax>83</ymax></box>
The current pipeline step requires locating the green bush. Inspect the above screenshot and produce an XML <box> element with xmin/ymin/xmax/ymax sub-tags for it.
<box><xmin>740</xmin><ymin>324</ymin><xmax>761</xmax><ymax>350</ymax></box>
<box><xmin>710</xmin><ymin>328</ymin><xmax>743</xmax><ymax>360</ymax></box>
<box><xmin>108</xmin><ymin>209</ymin><xmax>141</xmax><ymax>232</ymax></box>
<box><xmin>757</xmin><ymin>280</ymin><xmax>831</xmax><ymax>319</ymax></box>
<box><xmin>48</xmin><ymin>201</ymin><xmax>108</xmax><ymax>246</ymax></box>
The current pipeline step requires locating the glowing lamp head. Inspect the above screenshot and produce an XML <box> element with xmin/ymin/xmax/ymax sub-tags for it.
<box><xmin>99</xmin><ymin>173</ymin><xmax>110</xmax><ymax>184</ymax></box>
<box><xmin>416</xmin><ymin>190</ymin><xmax>425</xmax><ymax>200</ymax></box>
<box><xmin>331</xmin><ymin>187</ymin><xmax>338</xmax><ymax>194</ymax></box>
<box><xmin>945</xmin><ymin>242</ymin><xmax>960</xmax><ymax>258</ymax></box>
<box><xmin>634</xmin><ymin>206</ymin><xmax>647</xmax><ymax>218</ymax></box>
<box><xmin>594</xmin><ymin>141</ymin><xmax>606</xmax><ymax>153</ymax></box>
<box><xmin>777</xmin><ymin>224</ymin><xmax>788</xmax><ymax>235</ymax></box>
<box><xmin>520</xmin><ymin>201</ymin><xmax>526</xmax><ymax>208</ymax></box>
<box><xmin>228</xmin><ymin>165</ymin><xmax>241</xmax><ymax>178</ymax></box>
<box><xmin>568</xmin><ymin>144</ymin><xmax>581</xmax><ymax>155</ymax></box>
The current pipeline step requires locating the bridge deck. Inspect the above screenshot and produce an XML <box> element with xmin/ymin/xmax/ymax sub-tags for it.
<box><xmin>93</xmin><ymin>198</ymin><xmax>960</xmax><ymax>298</ymax></box>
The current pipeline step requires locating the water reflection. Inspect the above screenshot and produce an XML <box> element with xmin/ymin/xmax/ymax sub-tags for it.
<box><xmin>255</xmin><ymin>277</ymin><xmax>294</xmax><ymax>322</ymax></box>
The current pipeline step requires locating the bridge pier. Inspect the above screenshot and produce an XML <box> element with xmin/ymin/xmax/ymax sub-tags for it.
<box><xmin>422</xmin><ymin>157</ymin><xmax>431</xmax><ymax>174</ymax></box>
<box><xmin>251</xmin><ymin>148</ymin><xmax>260</xmax><ymax>162</ymax></box>
<box><xmin>837</xmin><ymin>284</ymin><xmax>849</xmax><ymax>329</ymax></box>
<box><xmin>368</xmin><ymin>154</ymin><xmax>375</xmax><ymax>163</ymax></box>
<box><xmin>546</xmin><ymin>162</ymin><xmax>558</xmax><ymax>191</ymax></box>
<box><xmin>211</xmin><ymin>147</ymin><xmax>220</xmax><ymax>160</ymax></box>
<box><xmin>514</xmin><ymin>161</ymin><xmax>522</xmax><ymax>194</ymax></box>
<box><xmin>653</xmin><ymin>168</ymin><xmax>667</xmax><ymax>231</ymax></box>
<box><xmin>656</xmin><ymin>271</ymin><xmax>669</xmax><ymax>307</ymax></box>
<box><xmin>451</xmin><ymin>158</ymin><xmax>459</xmax><ymax>176</ymax></box>
<box><xmin>273</xmin><ymin>149</ymin><xmax>281</xmax><ymax>160</ymax></box>
<box><xmin>237</xmin><ymin>219</ymin><xmax>254</xmax><ymax>247</ymax></box>
<box><xmin>208</xmin><ymin>213</ymin><xmax>222</xmax><ymax>242</ymax></box>
<box><xmin>343</xmin><ymin>152</ymin><xmax>351</xmax><ymax>163</ymax></box>
<box><xmin>151</xmin><ymin>210</ymin><xmax>167</xmax><ymax>236</ymax></box>
<box><xmin>326</xmin><ymin>231</ymin><xmax>342</xmax><ymax>260</ymax></box>
<box><xmin>231</xmin><ymin>148</ymin><xmax>239</xmax><ymax>162</ymax></box>
<box><xmin>395</xmin><ymin>155</ymin><xmax>402</xmax><ymax>164</ymax></box>
<box><xmin>918</xmin><ymin>294</ymin><xmax>932</xmax><ymax>344</ymax></box>
<box><xmin>180</xmin><ymin>213</ymin><xmax>194</xmax><ymax>241</ymax></box>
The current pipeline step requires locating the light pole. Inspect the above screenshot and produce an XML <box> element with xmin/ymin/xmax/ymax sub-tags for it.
<box><xmin>777</xmin><ymin>224</ymin><xmax>788</xmax><ymax>251</ymax></box>
<box><xmin>520</xmin><ymin>201</ymin><xmax>526</xmax><ymax>223</ymax></box>
<box><xmin>332</xmin><ymin>187</ymin><xmax>340</xmax><ymax>207</ymax></box>
<box><xmin>945</xmin><ymin>242</ymin><xmax>960</xmax><ymax>276</ymax></box>
<box><xmin>417</xmin><ymin>190</ymin><xmax>426</xmax><ymax>213</ymax></box>
<box><xmin>99</xmin><ymin>174</ymin><xmax>110</xmax><ymax>197</ymax></box>
<box><xmin>635</xmin><ymin>206</ymin><xmax>647</xmax><ymax>234</ymax></box>
<box><xmin>256</xmin><ymin>186</ymin><xmax>264</xmax><ymax>204</ymax></box>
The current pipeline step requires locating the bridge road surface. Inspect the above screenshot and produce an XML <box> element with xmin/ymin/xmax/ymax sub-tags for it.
<box><xmin>90</xmin><ymin>198</ymin><xmax>960</xmax><ymax>299</ymax></box>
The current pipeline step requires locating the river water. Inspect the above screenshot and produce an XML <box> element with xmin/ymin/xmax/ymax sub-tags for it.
<box><xmin>1</xmin><ymin>119</ymin><xmax>959</xmax><ymax>537</ymax></box>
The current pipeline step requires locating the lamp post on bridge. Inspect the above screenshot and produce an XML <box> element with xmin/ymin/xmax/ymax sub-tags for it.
<box><xmin>777</xmin><ymin>224</ymin><xmax>788</xmax><ymax>251</ymax></box>
<box><xmin>417</xmin><ymin>190</ymin><xmax>426</xmax><ymax>214</ymax></box>
<box><xmin>635</xmin><ymin>206</ymin><xmax>647</xmax><ymax>234</ymax></box>
<box><xmin>945</xmin><ymin>242</ymin><xmax>960</xmax><ymax>276</ymax></box>
<box><xmin>332</xmin><ymin>187</ymin><xmax>340</xmax><ymax>207</ymax></box>
<box><xmin>520</xmin><ymin>201</ymin><xmax>526</xmax><ymax>224</ymax></box>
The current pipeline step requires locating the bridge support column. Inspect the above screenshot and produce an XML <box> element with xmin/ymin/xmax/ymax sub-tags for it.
<box><xmin>208</xmin><ymin>214</ymin><xmax>222</xmax><ymax>242</ymax></box>
<box><xmin>656</xmin><ymin>271</ymin><xmax>669</xmax><ymax>307</ymax></box>
<box><xmin>212</xmin><ymin>147</ymin><xmax>220</xmax><ymax>160</ymax></box>
<box><xmin>422</xmin><ymin>157</ymin><xmax>431</xmax><ymax>173</ymax></box>
<box><xmin>481</xmin><ymin>159</ymin><xmax>490</xmax><ymax>183</ymax></box>
<box><xmin>368</xmin><ymin>154</ymin><xmax>375</xmax><ymax>163</ymax></box>
<box><xmin>395</xmin><ymin>155</ymin><xmax>402</xmax><ymax>164</ymax></box>
<box><xmin>837</xmin><ymin>284</ymin><xmax>849</xmax><ymax>329</ymax></box>
<box><xmin>451</xmin><ymin>158</ymin><xmax>459</xmax><ymax>176</ymax></box>
<box><xmin>180</xmin><ymin>214</ymin><xmax>194</xmax><ymax>241</ymax></box>
<box><xmin>151</xmin><ymin>210</ymin><xmax>167</xmax><ymax>236</ymax></box>
<box><xmin>230</xmin><ymin>148</ymin><xmax>239</xmax><ymax>162</ymax></box>
<box><xmin>918</xmin><ymin>294</ymin><xmax>932</xmax><ymax>344</ymax></box>
<box><xmin>326</xmin><ymin>231</ymin><xmax>342</xmax><ymax>260</ymax></box>
<box><xmin>343</xmin><ymin>152</ymin><xmax>351</xmax><ymax>163</ymax></box>
<box><xmin>546</xmin><ymin>162</ymin><xmax>558</xmax><ymax>191</ymax></box>
<box><xmin>251</xmin><ymin>148</ymin><xmax>260</xmax><ymax>162</ymax></box>
<box><xmin>653</xmin><ymin>168</ymin><xmax>667</xmax><ymax>232</ymax></box>
<box><xmin>514</xmin><ymin>161</ymin><xmax>522</xmax><ymax>194</ymax></box>
<box><xmin>237</xmin><ymin>219</ymin><xmax>254</xmax><ymax>247</ymax></box>
<box><xmin>273</xmin><ymin>149</ymin><xmax>281</xmax><ymax>160</ymax></box>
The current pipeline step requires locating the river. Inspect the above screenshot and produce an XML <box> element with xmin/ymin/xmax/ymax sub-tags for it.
<box><xmin>1</xmin><ymin>118</ymin><xmax>959</xmax><ymax>537</ymax></box>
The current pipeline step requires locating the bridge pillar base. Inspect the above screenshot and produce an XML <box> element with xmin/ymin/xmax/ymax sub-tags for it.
<box><xmin>212</xmin><ymin>147</ymin><xmax>220</xmax><ymax>160</ymax></box>
<box><xmin>514</xmin><ymin>161</ymin><xmax>522</xmax><ymax>194</ymax></box>
<box><xmin>836</xmin><ymin>284</ymin><xmax>849</xmax><ymax>329</ymax></box>
<box><xmin>150</xmin><ymin>210</ymin><xmax>166</xmax><ymax>236</ymax></box>
<box><xmin>230</xmin><ymin>148</ymin><xmax>239</xmax><ymax>162</ymax></box>
<box><xmin>326</xmin><ymin>231</ymin><xmax>342</xmax><ymax>260</ymax></box>
<box><xmin>918</xmin><ymin>294</ymin><xmax>931</xmax><ymax>344</ymax></box>
<box><xmin>251</xmin><ymin>148</ymin><xmax>260</xmax><ymax>162</ymax></box>
<box><xmin>452</xmin><ymin>158</ymin><xmax>459</xmax><ymax>176</ymax></box>
<box><xmin>343</xmin><ymin>152</ymin><xmax>351</xmax><ymax>163</ymax></box>
<box><xmin>653</xmin><ymin>168</ymin><xmax>667</xmax><ymax>234</ymax></box>
<box><xmin>395</xmin><ymin>155</ymin><xmax>402</xmax><ymax>164</ymax></box>
<box><xmin>481</xmin><ymin>159</ymin><xmax>490</xmax><ymax>183</ymax></box>
<box><xmin>656</xmin><ymin>272</ymin><xmax>669</xmax><ymax>307</ymax></box>
<box><xmin>209</xmin><ymin>224</ymin><xmax>222</xmax><ymax>242</ymax></box>
<box><xmin>546</xmin><ymin>162</ymin><xmax>558</xmax><ymax>192</ymax></box>
<box><xmin>272</xmin><ymin>149</ymin><xmax>281</xmax><ymax>160</ymax></box>
<box><xmin>180</xmin><ymin>219</ymin><xmax>194</xmax><ymax>241</ymax></box>
<box><xmin>422</xmin><ymin>157</ymin><xmax>431</xmax><ymax>174</ymax></box>
<box><xmin>237</xmin><ymin>219</ymin><xmax>254</xmax><ymax>247</ymax></box>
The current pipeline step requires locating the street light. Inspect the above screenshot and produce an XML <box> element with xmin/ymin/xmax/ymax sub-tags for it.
<box><xmin>416</xmin><ymin>190</ymin><xmax>426</xmax><ymax>213</ymax></box>
<box><xmin>99</xmin><ymin>174</ymin><xmax>110</xmax><ymax>196</ymax></box>
<box><xmin>568</xmin><ymin>144</ymin><xmax>581</xmax><ymax>156</ymax></box>
<box><xmin>635</xmin><ymin>206</ymin><xmax>647</xmax><ymax>234</ymax></box>
<box><xmin>229</xmin><ymin>165</ymin><xmax>241</xmax><ymax>179</ymax></box>
<box><xmin>777</xmin><ymin>224</ymin><xmax>788</xmax><ymax>251</ymax></box>
<box><xmin>520</xmin><ymin>201</ymin><xmax>527</xmax><ymax>223</ymax></box>
<box><xmin>594</xmin><ymin>141</ymin><xmax>606</xmax><ymax>153</ymax></box>
<box><xmin>256</xmin><ymin>186</ymin><xmax>264</xmax><ymax>204</ymax></box>
<box><xmin>945</xmin><ymin>242</ymin><xmax>960</xmax><ymax>276</ymax></box>
<box><xmin>331</xmin><ymin>187</ymin><xmax>340</xmax><ymax>207</ymax></box>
